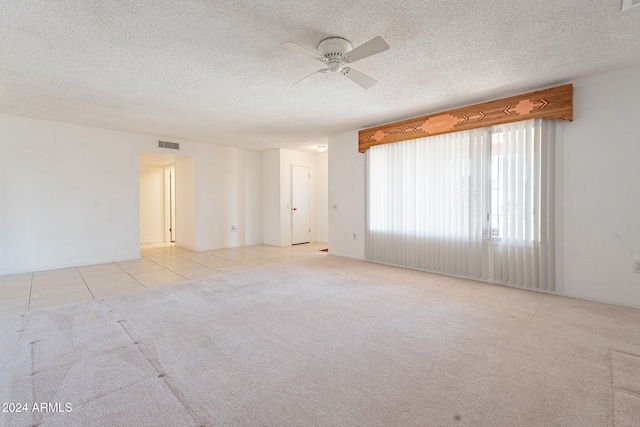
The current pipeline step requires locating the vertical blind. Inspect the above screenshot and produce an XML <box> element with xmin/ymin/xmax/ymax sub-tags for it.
<box><xmin>366</xmin><ymin>119</ymin><xmax>555</xmax><ymax>291</ymax></box>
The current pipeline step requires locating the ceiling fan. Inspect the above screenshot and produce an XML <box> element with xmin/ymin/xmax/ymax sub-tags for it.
<box><xmin>281</xmin><ymin>36</ymin><xmax>389</xmax><ymax>89</ymax></box>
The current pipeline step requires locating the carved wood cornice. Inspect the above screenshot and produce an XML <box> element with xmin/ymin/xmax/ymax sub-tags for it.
<box><xmin>358</xmin><ymin>84</ymin><xmax>572</xmax><ymax>152</ymax></box>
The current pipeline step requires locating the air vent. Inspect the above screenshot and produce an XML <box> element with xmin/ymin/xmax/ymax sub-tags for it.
<box><xmin>622</xmin><ymin>0</ymin><xmax>640</xmax><ymax>10</ymax></box>
<box><xmin>158</xmin><ymin>141</ymin><xmax>179</xmax><ymax>150</ymax></box>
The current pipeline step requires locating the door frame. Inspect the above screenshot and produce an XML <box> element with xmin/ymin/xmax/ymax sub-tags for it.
<box><xmin>164</xmin><ymin>164</ymin><xmax>176</xmax><ymax>243</ymax></box>
<box><xmin>290</xmin><ymin>164</ymin><xmax>310</xmax><ymax>245</ymax></box>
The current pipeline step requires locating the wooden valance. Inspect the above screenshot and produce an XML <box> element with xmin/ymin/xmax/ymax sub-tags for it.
<box><xmin>358</xmin><ymin>84</ymin><xmax>572</xmax><ymax>152</ymax></box>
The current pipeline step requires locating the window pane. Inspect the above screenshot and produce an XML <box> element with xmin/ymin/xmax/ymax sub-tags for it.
<box><xmin>490</xmin><ymin>127</ymin><xmax>536</xmax><ymax>242</ymax></box>
<box><xmin>491</xmin><ymin>132</ymin><xmax>504</xmax><ymax>239</ymax></box>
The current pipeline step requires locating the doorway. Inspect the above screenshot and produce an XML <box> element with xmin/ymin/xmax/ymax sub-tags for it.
<box><xmin>139</xmin><ymin>152</ymin><xmax>183</xmax><ymax>246</ymax></box>
<box><xmin>291</xmin><ymin>165</ymin><xmax>310</xmax><ymax>245</ymax></box>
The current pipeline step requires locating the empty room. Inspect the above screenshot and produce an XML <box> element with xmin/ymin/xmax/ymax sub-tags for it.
<box><xmin>1</xmin><ymin>1</ymin><xmax>640</xmax><ymax>426</ymax></box>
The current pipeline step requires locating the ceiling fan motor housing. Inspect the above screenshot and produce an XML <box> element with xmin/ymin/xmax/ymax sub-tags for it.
<box><xmin>318</xmin><ymin>37</ymin><xmax>352</xmax><ymax>72</ymax></box>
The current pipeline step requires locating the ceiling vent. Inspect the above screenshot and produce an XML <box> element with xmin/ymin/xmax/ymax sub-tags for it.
<box><xmin>622</xmin><ymin>0</ymin><xmax>640</xmax><ymax>10</ymax></box>
<box><xmin>158</xmin><ymin>141</ymin><xmax>179</xmax><ymax>150</ymax></box>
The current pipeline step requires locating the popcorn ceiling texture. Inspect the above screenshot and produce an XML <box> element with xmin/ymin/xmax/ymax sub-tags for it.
<box><xmin>1</xmin><ymin>0</ymin><xmax>639</xmax><ymax>151</ymax></box>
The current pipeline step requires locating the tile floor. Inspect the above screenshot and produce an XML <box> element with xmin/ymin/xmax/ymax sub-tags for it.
<box><xmin>0</xmin><ymin>243</ymin><xmax>328</xmax><ymax>317</ymax></box>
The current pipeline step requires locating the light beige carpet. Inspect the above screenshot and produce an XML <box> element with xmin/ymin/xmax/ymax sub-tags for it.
<box><xmin>1</xmin><ymin>256</ymin><xmax>640</xmax><ymax>427</ymax></box>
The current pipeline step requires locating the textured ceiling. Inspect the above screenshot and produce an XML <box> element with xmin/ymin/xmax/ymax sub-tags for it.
<box><xmin>2</xmin><ymin>0</ymin><xmax>640</xmax><ymax>152</ymax></box>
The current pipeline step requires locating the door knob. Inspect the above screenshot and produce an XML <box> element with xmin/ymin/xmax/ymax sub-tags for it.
<box><xmin>293</xmin><ymin>208</ymin><xmax>297</xmax><ymax>211</ymax></box>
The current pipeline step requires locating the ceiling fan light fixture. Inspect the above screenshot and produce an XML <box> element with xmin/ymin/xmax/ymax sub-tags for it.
<box><xmin>327</xmin><ymin>60</ymin><xmax>342</xmax><ymax>73</ymax></box>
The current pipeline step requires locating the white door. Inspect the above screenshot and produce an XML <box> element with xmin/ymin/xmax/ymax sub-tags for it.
<box><xmin>291</xmin><ymin>165</ymin><xmax>310</xmax><ymax>244</ymax></box>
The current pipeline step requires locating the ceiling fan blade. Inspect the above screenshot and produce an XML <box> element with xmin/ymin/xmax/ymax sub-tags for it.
<box><xmin>342</xmin><ymin>68</ymin><xmax>377</xmax><ymax>89</ymax></box>
<box><xmin>293</xmin><ymin>69</ymin><xmax>328</xmax><ymax>87</ymax></box>
<box><xmin>344</xmin><ymin>36</ymin><xmax>389</xmax><ymax>62</ymax></box>
<box><xmin>281</xmin><ymin>42</ymin><xmax>323</xmax><ymax>60</ymax></box>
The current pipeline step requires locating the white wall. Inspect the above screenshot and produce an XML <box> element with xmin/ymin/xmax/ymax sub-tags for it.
<box><xmin>139</xmin><ymin>164</ymin><xmax>165</xmax><ymax>244</ymax></box>
<box><xmin>0</xmin><ymin>113</ymin><xmax>263</xmax><ymax>275</ymax></box>
<box><xmin>262</xmin><ymin>149</ymin><xmax>281</xmax><ymax>246</ymax></box>
<box><xmin>327</xmin><ymin>63</ymin><xmax>640</xmax><ymax>308</ymax></box>
<box><xmin>560</xmin><ymin>64</ymin><xmax>640</xmax><ymax>308</ymax></box>
<box><xmin>327</xmin><ymin>131</ymin><xmax>366</xmax><ymax>259</ymax></box>
<box><xmin>175</xmin><ymin>158</ymin><xmax>197</xmax><ymax>251</ymax></box>
<box><xmin>315</xmin><ymin>151</ymin><xmax>329</xmax><ymax>243</ymax></box>
<box><xmin>0</xmin><ymin>115</ymin><xmax>141</xmax><ymax>274</ymax></box>
<box><xmin>194</xmin><ymin>144</ymin><xmax>263</xmax><ymax>251</ymax></box>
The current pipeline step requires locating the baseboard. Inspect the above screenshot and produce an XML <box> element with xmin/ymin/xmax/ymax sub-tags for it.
<box><xmin>356</xmin><ymin>258</ymin><xmax>640</xmax><ymax>311</ymax></box>
<box><xmin>562</xmin><ymin>291</ymin><xmax>640</xmax><ymax>310</ymax></box>
<box><xmin>327</xmin><ymin>252</ymin><xmax>366</xmax><ymax>261</ymax></box>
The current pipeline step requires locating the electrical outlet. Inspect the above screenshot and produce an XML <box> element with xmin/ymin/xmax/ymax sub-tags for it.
<box><xmin>633</xmin><ymin>259</ymin><xmax>640</xmax><ymax>274</ymax></box>
<box><xmin>231</xmin><ymin>225</ymin><xmax>237</xmax><ymax>232</ymax></box>
<box><xmin>352</xmin><ymin>233</ymin><xmax>357</xmax><ymax>241</ymax></box>
<box><xmin>332</xmin><ymin>204</ymin><xmax>338</xmax><ymax>211</ymax></box>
